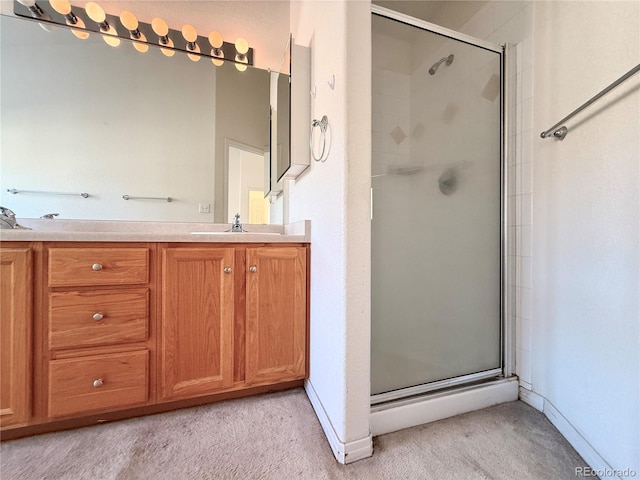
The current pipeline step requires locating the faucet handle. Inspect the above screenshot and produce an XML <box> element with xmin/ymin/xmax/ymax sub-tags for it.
<box><xmin>40</xmin><ymin>213</ymin><xmax>59</xmax><ymax>219</ymax></box>
<box><xmin>0</xmin><ymin>206</ymin><xmax>16</xmax><ymax>218</ymax></box>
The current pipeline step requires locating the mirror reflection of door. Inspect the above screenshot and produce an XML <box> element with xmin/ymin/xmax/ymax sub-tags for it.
<box><xmin>226</xmin><ymin>142</ymin><xmax>270</xmax><ymax>224</ymax></box>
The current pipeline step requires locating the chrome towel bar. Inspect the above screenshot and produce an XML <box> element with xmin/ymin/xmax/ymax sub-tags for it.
<box><xmin>122</xmin><ymin>195</ymin><xmax>173</xmax><ymax>202</ymax></box>
<box><xmin>7</xmin><ymin>188</ymin><xmax>89</xmax><ymax>198</ymax></box>
<box><xmin>541</xmin><ymin>64</ymin><xmax>640</xmax><ymax>140</ymax></box>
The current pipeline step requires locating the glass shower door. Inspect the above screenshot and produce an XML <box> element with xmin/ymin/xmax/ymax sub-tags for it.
<box><xmin>371</xmin><ymin>13</ymin><xmax>503</xmax><ymax>401</ymax></box>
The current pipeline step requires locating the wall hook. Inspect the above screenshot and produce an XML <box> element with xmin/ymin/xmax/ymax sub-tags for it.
<box><xmin>328</xmin><ymin>74</ymin><xmax>335</xmax><ymax>90</ymax></box>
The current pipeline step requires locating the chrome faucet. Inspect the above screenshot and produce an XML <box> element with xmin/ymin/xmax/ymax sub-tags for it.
<box><xmin>230</xmin><ymin>213</ymin><xmax>245</xmax><ymax>232</ymax></box>
<box><xmin>40</xmin><ymin>213</ymin><xmax>59</xmax><ymax>219</ymax></box>
<box><xmin>0</xmin><ymin>206</ymin><xmax>29</xmax><ymax>229</ymax></box>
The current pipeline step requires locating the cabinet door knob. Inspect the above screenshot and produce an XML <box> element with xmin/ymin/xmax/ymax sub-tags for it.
<box><xmin>249</xmin><ymin>265</ymin><xmax>257</xmax><ymax>273</ymax></box>
<box><xmin>224</xmin><ymin>267</ymin><xmax>232</xmax><ymax>274</ymax></box>
<box><xmin>93</xmin><ymin>378</ymin><xmax>104</xmax><ymax>388</ymax></box>
<box><xmin>93</xmin><ymin>313</ymin><xmax>104</xmax><ymax>321</ymax></box>
<box><xmin>92</xmin><ymin>263</ymin><xmax>103</xmax><ymax>271</ymax></box>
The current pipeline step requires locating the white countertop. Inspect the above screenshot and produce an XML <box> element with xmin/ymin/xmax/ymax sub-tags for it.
<box><xmin>0</xmin><ymin>219</ymin><xmax>310</xmax><ymax>243</ymax></box>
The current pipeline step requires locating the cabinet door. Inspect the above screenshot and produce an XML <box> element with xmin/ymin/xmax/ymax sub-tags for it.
<box><xmin>160</xmin><ymin>247</ymin><xmax>234</xmax><ymax>400</ymax></box>
<box><xmin>0</xmin><ymin>248</ymin><xmax>32</xmax><ymax>427</ymax></box>
<box><xmin>245</xmin><ymin>247</ymin><xmax>307</xmax><ymax>385</ymax></box>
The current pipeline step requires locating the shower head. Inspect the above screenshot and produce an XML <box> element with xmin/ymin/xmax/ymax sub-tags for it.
<box><xmin>428</xmin><ymin>54</ymin><xmax>454</xmax><ymax>75</ymax></box>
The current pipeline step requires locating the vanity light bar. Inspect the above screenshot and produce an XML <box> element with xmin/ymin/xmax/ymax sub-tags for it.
<box><xmin>12</xmin><ymin>0</ymin><xmax>254</xmax><ymax>67</ymax></box>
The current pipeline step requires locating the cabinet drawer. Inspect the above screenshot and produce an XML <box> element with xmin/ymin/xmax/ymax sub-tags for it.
<box><xmin>48</xmin><ymin>350</ymin><xmax>148</xmax><ymax>418</ymax></box>
<box><xmin>49</xmin><ymin>289</ymin><xmax>148</xmax><ymax>350</ymax></box>
<box><xmin>48</xmin><ymin>248</ymin><xmax>149</xmax><ymax>287</ymax></box>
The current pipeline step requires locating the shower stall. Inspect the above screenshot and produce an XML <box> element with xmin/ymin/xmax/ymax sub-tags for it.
<box><xmin>371</xmin><ymin>7</ymin><xmax>507</xmax><ymax>405</ymax></box>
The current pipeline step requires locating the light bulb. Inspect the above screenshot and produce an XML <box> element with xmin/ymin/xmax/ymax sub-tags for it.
<box><xmin>133</xmin><ymin>37</ymin><xmax>149</xmax><ymax>53</ymax></box>
<box><xmin>234</xmin><ymin>37</ymin><xmax>249</xmax><ymax>70</ymax></box>
<box><xmin>49</xmin><ymin>0</ymin><xmax>71</xmax><ymax>15</ymax></box>
<box><xmin>208</xmin><ymin>32</ymin><xmax>224</xmax><ymax>66</ymax></box>
<box><xmin>120</xmin><ymin>10</ymin><xmax>146</xmax><ymax>51</ymax></box>
<box><xmin>151</xmin><ymin>17</ymin><xmax>169</xmax><ymax>37</ymax></box>
<box><xmin>119</xmin><ymin>11</ymin><xmax>138</xmax><ymax>32</ymax></box>
<box><xmin>161</xmin><ymin>44</ymin><xmax>176</xmax><ymax>57</ymax></box>
<box><xmin>235</xmin><ymin>38</ymin><xmax>249</xmax><ymax>57</ymax></box>
<box><xmin>152</xmin><ymin>17</ymin><xmax>174</xmax><ymax>56</ymax></box>
<box><xmin>71</xmin><ymin>17</ymin><xmax>90</xmax><ymax>39</ymax></box>
<box><xmin>85</xmin><ymin>2</ymin><xmax>106</xmax><ymax>24</ymax></box>
<box><xmin>182</xmin><ymin>24</ymin><xmax>197</xmax><ymax>43</ymax></box>
<box><xmin>208</xmin><ymin>31</ymin><xmax>223</xmax><ymax>49</ymax></box>
<box><xmin>181</xmin><ymin>25</ymin><xmax>200</xmax><ymax>61</ymax></box>
<box><xmin>211</xmin><ymin>51</ymin><xmax>224</xmax><ymax>66</ymax></box>
<box><xmin>235</xmin><ymin>37</ymin><xmax>249</xmax><ymax>55</ymax></box>
<box><xmin>102</xmin><ymin>25</ymin><xmax>120</xmax><ymax>47</ymax></box>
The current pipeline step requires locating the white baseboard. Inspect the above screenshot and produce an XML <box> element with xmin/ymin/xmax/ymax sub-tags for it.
<box><xmin>518</xmin><ymin>386</ymin><xmax>622</xmax><ymax>479</ymax></box>
<box><xmin>370</xmin><ymin>377</ymin><xmax>519</xmax><ymax>436</ymax></box>
<box><xmin>304</xmin><ymin>380</ymin><xmax>373</xmax><ymax>465</ymax></box>
<box><xmin>518</xmin><ymin>386</ymin><xmax>544</xmax><ymax>411</ymax></box>
<box><xmin>543</xmin><ymin>400</ymin><xmax>619</xmax><ymax>479</ymax></box>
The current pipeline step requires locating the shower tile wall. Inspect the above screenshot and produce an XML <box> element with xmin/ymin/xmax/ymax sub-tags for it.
<box><xmin>458</xmin><ymin>1</ymin><xmax>534</xmax><ymax>388</ymax></box>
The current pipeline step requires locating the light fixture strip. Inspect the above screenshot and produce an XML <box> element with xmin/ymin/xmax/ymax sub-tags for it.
<box><xmin>12</xmin><ymin>0</ymin><xmax>255</xmax><ymax>66</ymax></box>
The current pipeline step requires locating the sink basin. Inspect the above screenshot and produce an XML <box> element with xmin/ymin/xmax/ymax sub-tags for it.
<box><xmin>190</xmin><ymin>231</ymin><xmax>281</xmax><ymax>235</ymax></box>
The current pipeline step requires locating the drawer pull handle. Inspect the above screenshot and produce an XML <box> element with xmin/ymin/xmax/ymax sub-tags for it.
<box><xmin>93</xmin><ymin>378</ymin><xmax>104</xmax><ymax>388</ymax></box>
<box><xmin>93</xmin><ymin>313</ymin><xmax>104</xmax><ymax>321</ymax></box>
<box><xmin>224</xmin><ymin>267</ymin><xmax>232</xmax><ymax>274</ymax></box>
<box><xmin>92</xmin><ymin>263</ymin><xmax>103</xmax><ymax>271</ymax></box>
<box><xmin>249</xmin><ymin>266</ymin><xmax>257</xmax><ymax>273</ymax></box>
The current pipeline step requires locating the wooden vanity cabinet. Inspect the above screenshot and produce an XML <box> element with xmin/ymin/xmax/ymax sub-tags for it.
<box><xmin>0</xmin><ymin>240</ymin><xmax>308</xmax><ymax>438</ymax></box>
<box><xmin>0</xmin><ymin>245</ymin><xmax>33</xmax><ymax>428</ymax></box>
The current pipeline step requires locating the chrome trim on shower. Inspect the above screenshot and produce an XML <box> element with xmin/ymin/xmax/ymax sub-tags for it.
<box><xmin>502</xmin><ymin>43</ymin><xmax>515</xmax><ymax>378</ymax></box>
<box><xmin>371</xmin><ymin>5</ymin><xmax>503</xmax><ymax>54</ymax></box>
<box><xmin>371</xmin><ymin>368</ymin><xmax>504</xmax><ymax>405</ymax></box>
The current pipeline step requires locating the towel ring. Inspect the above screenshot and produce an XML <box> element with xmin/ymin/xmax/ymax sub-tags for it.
<box><xmin>310</xmin><ymin>115</ymin><xmax>330</xmax><ymax>162</ymax></box>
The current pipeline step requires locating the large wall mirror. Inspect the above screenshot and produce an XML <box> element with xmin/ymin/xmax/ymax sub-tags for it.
<box><xmin>0</xmin><ymin>12</ymin><xmax>290</xmax><ymax>224</ymax></box>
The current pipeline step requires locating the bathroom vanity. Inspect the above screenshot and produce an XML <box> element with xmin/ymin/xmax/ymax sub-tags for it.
<box><xmin>0</xmin><ymin>220</ymin><xmax>310</xmax><ymax>439</ymax></box>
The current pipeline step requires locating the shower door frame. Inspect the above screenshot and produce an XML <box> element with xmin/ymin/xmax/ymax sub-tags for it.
<box><xmin>370</xmin><ymin>5</ymin><xmax>513</xmax><ymax>406</ymax></box>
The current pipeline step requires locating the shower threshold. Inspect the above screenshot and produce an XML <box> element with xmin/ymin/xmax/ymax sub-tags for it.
<box><xmin>371</xmin><ymin>368</ymin><xmax>503</xmax><ymax>406</ymax></box>
<box><xmin>370</xmin><ymin>376</ymin><xmax>519</xmax><ymax>436</ymax></box>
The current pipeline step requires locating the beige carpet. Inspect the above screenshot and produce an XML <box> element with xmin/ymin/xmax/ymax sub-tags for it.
<box><xmin>1</xmin><ymin>388</ymin><xmax>587</xmax><ymax>479</ymax></box>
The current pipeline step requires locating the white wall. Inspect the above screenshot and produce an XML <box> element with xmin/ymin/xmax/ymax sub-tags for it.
<box><xmin>456</xmin><ymin>1</ymin><xmax>640</xmax><ymax>473</ymax></box>
<box><xmin>531</xmin><ymin>1</ymin><xmax>639</xmax><ymax>474</ymax></box>
<box><xmin>288</xmin><ymin>0</ymin><xmax>372</xmax><ymax>464</ymax></box>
